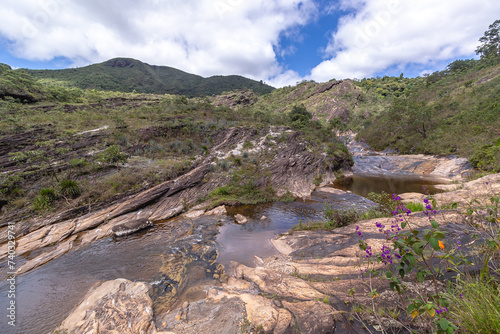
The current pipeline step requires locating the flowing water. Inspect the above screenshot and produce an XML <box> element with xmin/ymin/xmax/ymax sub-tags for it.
<box><xmin>0</xmin><ymin>173</ymin><xmax>444</xmax><ymax>334</ymax></box>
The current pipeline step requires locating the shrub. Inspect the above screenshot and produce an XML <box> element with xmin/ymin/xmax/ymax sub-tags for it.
<box><xmin>288</xmin><ymin>104</ymin><xmax>312</xmax><ymax>129</ymax></box>
<box><xmin>69</xmin><ymin>158</ymin><xmax>88</xmax><ymax>168</ymax></box>
<box><xmin>59</xmin><ymin>179</ymin><xmax>81</xmax><ymax>198</ymax></box>
<box><xmin>469</xmin><ymin>143</ymin><xmax>500</xmax><ymax>172</ymax></box>
<box><xmin>33</xmin><ymin>188</ymin><xmax>58</xmax><ymax>211</ymax></box>
<box><xmin>97</xmin><ymin>145</ymin><xmax>128</xmax><ymax>167</ymax></box>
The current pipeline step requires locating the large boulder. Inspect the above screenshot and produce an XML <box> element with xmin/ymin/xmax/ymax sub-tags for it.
<box><xmin>55</xmin><ymin>279</ymin><xmax>166</xmax><ymax>334</ymax></box>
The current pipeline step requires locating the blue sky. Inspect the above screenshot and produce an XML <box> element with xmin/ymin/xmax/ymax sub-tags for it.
<box><xmin>0</xmin><ymin>0</ymin><xmax>499</xmax><ymax>87</ymax></box>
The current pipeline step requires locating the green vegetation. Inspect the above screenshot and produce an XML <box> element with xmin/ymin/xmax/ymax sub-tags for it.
<box><xmin>0</xmin><ymin>67</ymin><xmax>351</xmax><ymax>221</ymax></box>
<box><xmin>449</xmin><ymin>278</ymin><xmax>500</xmax><ymax>333</ymax></box>
<box><xmin>356</xmin><ymin>59</ymin><xmax>500</xmax><ymax>171</ymax></box>
<box><xmin>25</xmin><ymin>58</ymin><xmax>274</xmax><ymax>97</ymax></box>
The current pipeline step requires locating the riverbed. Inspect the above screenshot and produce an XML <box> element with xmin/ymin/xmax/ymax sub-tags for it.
<box><xmin>0</xmin><ymin>171</ymin><xmax>448</xmax><ymax>334</ymax></box>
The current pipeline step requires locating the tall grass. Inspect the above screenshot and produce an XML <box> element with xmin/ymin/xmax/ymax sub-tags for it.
<box><xmin>448</xmin><ymin>278</ymin><xmax>500</xmax><ymax>333</ymax></box>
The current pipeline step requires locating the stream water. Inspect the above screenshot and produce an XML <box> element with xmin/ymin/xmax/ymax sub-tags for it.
<box><xmin>0</xmin><ymin>173</ymin><xmax>444</xmax><ymax>334</ymax></box>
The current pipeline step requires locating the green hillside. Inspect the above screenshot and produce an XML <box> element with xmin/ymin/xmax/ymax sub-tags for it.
<box><xmin>25</xmin><ymin>58</ymin><xmax>275</xmax><ymax>97</ymax></box>
<box><xmin>356</xmin><ymin>60</ymin><xmax>500</xmax><ymax>172</ymax></box>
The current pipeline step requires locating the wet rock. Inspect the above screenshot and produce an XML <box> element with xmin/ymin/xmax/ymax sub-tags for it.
<box><xmin>0</xmin><ymin>220</ymin><xmax>76</xmax><ymax>259</ymax></box>
<box><xmin>112</xmin><ymin>218</ymin><xmax>153</xmax><ymax>237</ymax></box>
<box><xmin>317</xmin><ymin>187</ymin><xmax>349</xmax><ymax>195</ymax></box>
<box><xmin>234</xmin><ymin>214</ymin><xmax>248</xmax><ymax>224</ymax></box>
<box><xmin>55</xmin><ymin>279</ymin><xmax>163</xmax><ymax>334</ymax></box>
<box><xmin>16</xmin><ymin>235</ymin><xmax>78</xmax><ymax>276</ymax></box>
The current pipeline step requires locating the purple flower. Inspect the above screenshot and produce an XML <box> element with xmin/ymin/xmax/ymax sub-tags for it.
<box><xmin>424</xmin><ymin>198</ymin><xmax>429</xmax><ymax>204</ymax></box>
<box><xmin>456</xmin><ymin>241</ymin><xmax>461</xmax><ymax>250</ymax></box>
<box><xmin>460</xmin><ymin>294</ymin><xmax>464</xmax><ymax>299</ymax></box>
<box><xmin>436</xmin><ymin>308</ymin><xmax>449</xmax><ymax>315</ymax></box>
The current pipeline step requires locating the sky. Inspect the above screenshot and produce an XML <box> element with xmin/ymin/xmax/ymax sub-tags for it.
<box><xmin>0</xmin><ymin>0</ymin><xmax>498</xmax><ymax>87</ymax></box>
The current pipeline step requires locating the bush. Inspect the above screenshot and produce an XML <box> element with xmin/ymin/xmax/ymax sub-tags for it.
<box><xmin>59</xmin><ymin>179</ymin><xmax>81</xmax><ymax>198</ymax></box>
<box><xmin>33</xmin><ymin>188</ymin><xmax>57</xmax><ymax>211</ymax></box>
<box><xmin>97</xmin><ymin>145</ymin><xmax>128</xmax><ymax>167</ymax></box>
<box><xmin>366</xmin><ymin>191</ymin><xmax>400</xmax><ymax>215</ymax></box>
<box><xmin>470</xmin><ymin>143</ymin><xmax>500</xmax><ymax>172</ymax></box>
<box><xmin>288</xmin><ymin>104</ymin><xmax>312</xmax><ymax>129</ymax></box>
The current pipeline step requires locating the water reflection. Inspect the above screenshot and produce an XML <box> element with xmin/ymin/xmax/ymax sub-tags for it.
<box><xmin>333</xmin><ymin>174</ymin><xmax>443</xmax><ymax>197</ymax></box>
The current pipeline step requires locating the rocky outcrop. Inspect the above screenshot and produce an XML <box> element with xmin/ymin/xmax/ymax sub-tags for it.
<box><xmin>1</xmin><ymin>126</ymin><xmax>348</xmax><ymax>280</ymax></box>
<box><xmin>211</xmin><ymin>89</ymin><xmax>258</xmax><ymax>110</ymax></box>
<box><xmin>345</xmin><ymin>133</ymin><xmax>473</xmax><ymax>181</ymax></box>
<box><xmin>112</xmin><ymin>218</ymin><xmax>153</xmax><ymax>237</ymax></box>
<box><xmin>55</xmin><ymin>279</ymin><xmax>171</xmax><ymax>334</ymax></box>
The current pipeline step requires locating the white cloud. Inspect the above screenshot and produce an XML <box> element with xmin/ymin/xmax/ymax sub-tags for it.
<box><xmin>0</xmin><ymin>0</ymin><xmax>316</xmax><ymax>85</ymax></box>
<box><xmin>0</xmin><ymin>0</ymin><xmax>498</xmax><ymax>87</ymax></box>
<box><xmin>309</xmin><ymin>0</ymin><xmax>500</xmax><ymax>81</ymax></box>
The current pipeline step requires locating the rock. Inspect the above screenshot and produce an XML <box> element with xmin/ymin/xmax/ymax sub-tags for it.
<box><xmin>317</xmin><ymin>187</ymin><xmax>348</xmax><ymax>195</ymax></box>
<box><xmin>399</xmin><ymin>192</ymin><xmax>425</xmax><ymax>203</ymax></box>
<box><xmin>0</xmin><ymin>220</ymin><xmax>76</xmax><ymax>259</ymax></box>
<box><xmin>234</xmin><ymin>214</ymin><xmax>248</xmax><ymax>224</ymax></box>
<box><xmin>205</xmin><ymin>205</ymin><xmax>227</xmax><ymax>216</ymax></box>
<box><xmin>236</xmin><ymin>265</ymin><xmax>325</xmax><ymax>300</ymax></box>
<box><xmin>282</xmin><ymin>300</ymin><xmax>336</xmax><ymax>334</ymax></box>
<box><xmin>56</xmin><ymin>279</ymin><xmax>159</xmax><ymax>334</ymax></box>
<box><xmin>16</xmin><ymin>235</ymin><xmax>78</xmax><ymax>276</ymax></box>
<box><xmin>157</xmin><ymin>297</ymin><xmax>246</xmax><ymax>334</ymax></box>
<box><xmin>112</xmin><ymin>218</ymin><xmax>153</xmax><ymax>237</ymax></box>
<box><xmin>260</xmin><ymin>215</ymin><xmax>267</xmax><ymax>220</ymax></box>
<box><xmin>239</xmin><ymin>293</ymin><xmax>280</xmax><ymax>332</ymax></box>
<box><xmin>184</xmin><ymin>210</ymin><xmax>206</xmax><ymax>219</ymax></box>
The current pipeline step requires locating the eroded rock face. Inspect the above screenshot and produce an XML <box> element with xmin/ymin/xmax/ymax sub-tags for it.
<box><xmin>56</xmin><ymin>279</ymin><xmax>159</xmax><ymax>334</ymax></box>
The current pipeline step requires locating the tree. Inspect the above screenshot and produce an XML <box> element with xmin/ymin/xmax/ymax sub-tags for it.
<box><xmin>475</xmin><ymin>19</ymin><xmax>500</xmax><ymax>63</ymax></box>
<box><xmin>288</xmin><ymin>104</ymin><xmax>312</xmax><ymax>129</ymax></box>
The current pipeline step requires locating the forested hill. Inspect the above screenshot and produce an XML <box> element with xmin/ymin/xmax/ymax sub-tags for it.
<box><xmin>25</xmin><ymin>58</ymin><xmax>275</xmax><ymax>97</ymax></box>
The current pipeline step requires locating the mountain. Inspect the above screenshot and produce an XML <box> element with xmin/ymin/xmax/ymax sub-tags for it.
<box><xmin>25</xmin><ymin>58</ymin><xmax>275</xmax><ymax>97</ymax></box>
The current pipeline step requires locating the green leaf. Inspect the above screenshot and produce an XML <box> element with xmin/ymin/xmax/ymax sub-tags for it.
<box><xmin>412</xmin><ymin>242</ymin><xmax>425</xmax><ymax>255</ymax></box>
<box><xmin>406</xmin><ymin>254</ymin><xmax>416</xmax><ymax>267</ymax></box>
<box><xmin>440</xmin><ymin>298</ymin><xmax>449</xmax><ymax>307</ymax></box>
<box><xmin>439</xmin><ymin>318</ymin><xmax>448</xmax><ymax>330</ymax></box>
<box><xmin>407</xmin><ymin>304</ymin><xmax>415</xmax><ymax>313</ymax></box>
<box><xmin>431</xmin><ymin>220</ymin><xmax>439</xmax><ymax>229</ymax></box>
<box><xmin>446</xmin><ymin>326</ymin><xmax>454</xmax><ymax>334</ymax></box>
<box><xmin>430</xmin><ymin>237</ymin><xmax>440</xmax><ymax>251</ymax></box>
<box><xmin>386</xmin><ymin>271</ymin><xmax>393</xmax><ymax>278</ymax></box>
<box><xmin>401</xmin><ymin>222</ymin><xmax>407</xmax><ymax>229</ymax></box>
<box><xmin>417</xmin><ymin>271</ymin><xmax>425</xmax><ymax>283</ymax></box>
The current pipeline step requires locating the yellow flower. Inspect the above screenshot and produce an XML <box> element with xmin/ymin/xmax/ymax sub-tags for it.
<box><xmin>411</xmin><ymin>310</ymin><xmax>419</xmax><ymax>318</ymax></box>
<box><xmin>439</xmin><ymin>240</ymin><xmax>445</xmax><ymax>250</ymax></box>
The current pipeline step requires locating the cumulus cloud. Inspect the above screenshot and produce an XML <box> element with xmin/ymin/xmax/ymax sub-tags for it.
<box><xmin>0</xmin><ymin>0</ymin><xmax>316</xmax><ymax>83</ymax></box>
<box><xmin>309</xmin><ymin>0</ymin><xmax>500</xmax><ymax>81</ymax></box>
<box><xmin>0</xmin><ymin>0</ymin><xmax>498</xmax><ymax>87</ymax></box>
